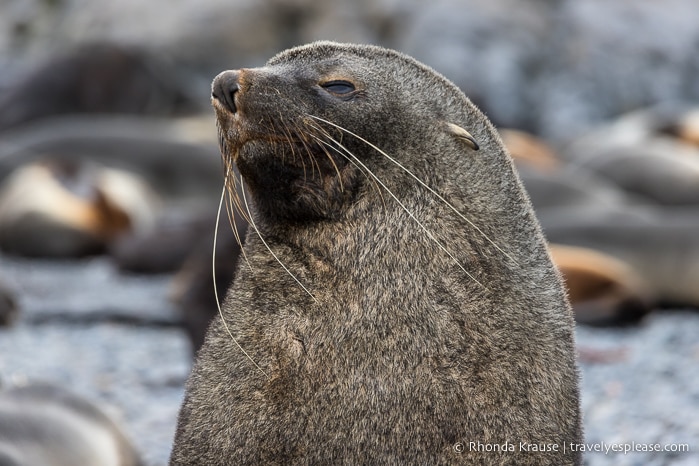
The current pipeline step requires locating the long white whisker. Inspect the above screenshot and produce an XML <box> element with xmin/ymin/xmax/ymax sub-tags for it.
<box><xmin>222</xmin><ymin>164</ymin><xmax>253</xmax><ymax>272</ymax></box>
<box><xmin>310</xmin><ymin>132</ymin><xmax>486</xmax><ymax>290</ymax></box>
<box><xmin>308</xmin><ymin>115</ymin><xmax>517</xmax><ymax>266</ymax></box>
<box><xmin>239</xmin><ymin>180</ymin><xmax>319</xmax><ymax>303</ymax></box>
<box><xmin>299</xmin><ymin>123</ymin><xmax>345</xmax><ymax>192</ymax></box>
<box><xmin>304</xmin><ymin>122</ymin><xmax>386</xmax><ymax>208</ymax></box>
<box><xmin>214</xmin><ymin>183</ymin><xmax>269</xmax><ymax>378</ymax></box>
<box><xmin>280</xmin><ymin>115</ymin><xmax>309</xmax><ymax>181</ymax></box>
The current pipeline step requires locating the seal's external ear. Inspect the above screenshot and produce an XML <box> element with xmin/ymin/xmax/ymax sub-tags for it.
<box><xmin>446</xmin><ymin>122</ymin><xmax>480</xmax><ymax>151</ymax></box>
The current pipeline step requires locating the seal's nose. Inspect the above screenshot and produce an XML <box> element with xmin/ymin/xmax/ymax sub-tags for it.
<box><xmin>212</xmin><ymin>70</ymin><xmax>240</xmax><ymax>113</ymax></box>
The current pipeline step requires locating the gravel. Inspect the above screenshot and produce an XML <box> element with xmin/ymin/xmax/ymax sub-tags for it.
<box><xmin>0</xmin><ymin>254</ymin><xmax>190</xmax><ymax>466</ymax></box>
<box><xmin>1</xmin><ymin>253</ymin><xmax>697</xmax><ymax>465</ymax></box>
<box><xmin>576</xmin><ymin>314</ymin><xmax>699</xmax><ymax>465</ymax></box>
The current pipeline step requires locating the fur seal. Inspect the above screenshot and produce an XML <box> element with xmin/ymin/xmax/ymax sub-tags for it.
<box><xmin>0</xmin><ymin>42</ymin><xmax>201</xmax><ymax>132</ymax></box>
<box><xmin>560</xmin><ymin>105</ymin><xmax>699</xmax><ymax>206</ymax></box>
<box><xmin>542</xmin><ymin>209</ymin><xmax>699</xmax><ymax>308</ymax></box>
<box><xmin>0</xmin><ymin>113</ymin><xmax>222</xmax><ymax>201</ymax></box>
<box><xmin>171</xmin><ymin>41</ymin><xmax>581</xmax><ymax>464</ymax></box>
<box><xmin>564</xmin><ymin>142</ymin><xmax>699</xmax><ymax>206</ymax></box>
<box><xmin>658</xmin><ymin>107</ymin><xmax>699</xmax><ymax>147</ymax></box>
<box><xmin>0</xmin><ymin>160</ymin><xmax>158</xmax><ymax>258</ymax></box>
<box><xmin>0</xmin><ymin>382</ymin><xmax>142</xmax><ymax>466</ymax></box>
<box><xmin>548</xmin><ymin>243</ymin><xmax>652</xmax><ymax>325</ymax></box>
<box><xmin>498</xmin><ymin>128</ymin><xmax>560</xmax><ymax>173</ymax></box>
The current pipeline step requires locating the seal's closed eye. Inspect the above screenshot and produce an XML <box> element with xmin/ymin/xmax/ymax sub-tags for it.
<box><xmin>321</xmin><ymin>80</ymin><xmax>356</xmax><ymax>97</ymax></box>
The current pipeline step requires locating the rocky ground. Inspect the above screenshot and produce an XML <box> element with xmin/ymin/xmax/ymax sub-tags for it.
<box><xmin>0</xmin><ymin>254</ymin><xmax>189</xmax><ymax>466</ymax></box>
<box><xmin>576</xmin><ymin>316</ymin><xmax>699</xmax><ymax>466</ymax></box>
<box><xmin>1</xmin><ymin>252</ymin><xmax>697</xmax><ymax>465</ymax></box>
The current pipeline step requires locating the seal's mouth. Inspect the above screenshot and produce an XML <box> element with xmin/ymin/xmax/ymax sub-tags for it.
<box><xmin>216</xmin><ymin>118</ymin><xmax>344</xmax><ymax>178</ymax></box>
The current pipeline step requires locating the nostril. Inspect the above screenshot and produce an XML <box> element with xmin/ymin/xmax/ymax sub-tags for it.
<box><xmin>212</xmin><ymin>70</ymin><xmax>240</xmax><ymax>113</ymax></box>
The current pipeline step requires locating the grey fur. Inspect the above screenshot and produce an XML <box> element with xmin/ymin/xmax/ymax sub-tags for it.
<box><xmin>171</xmin><ymin>41</ymin><xmax>581</xmax><ymax>465</ymax></box>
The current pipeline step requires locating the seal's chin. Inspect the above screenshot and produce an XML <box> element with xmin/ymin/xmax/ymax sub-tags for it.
<box><xmin>223</xmin><ymin>130</ymin><xmax>358</xmax><ymax>222</ymax></box>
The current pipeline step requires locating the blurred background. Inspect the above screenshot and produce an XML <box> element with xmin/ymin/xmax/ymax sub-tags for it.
<box><xmin>0</xmin><ymin>0</ymin><xmax>698</xmax><ymax>465</ymax></box>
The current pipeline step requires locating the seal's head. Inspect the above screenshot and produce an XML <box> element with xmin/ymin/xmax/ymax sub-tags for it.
<box><xmin>211</xmin><ymin>41</ymin><xmax>483</xmax><ymax>225</ymax></box>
